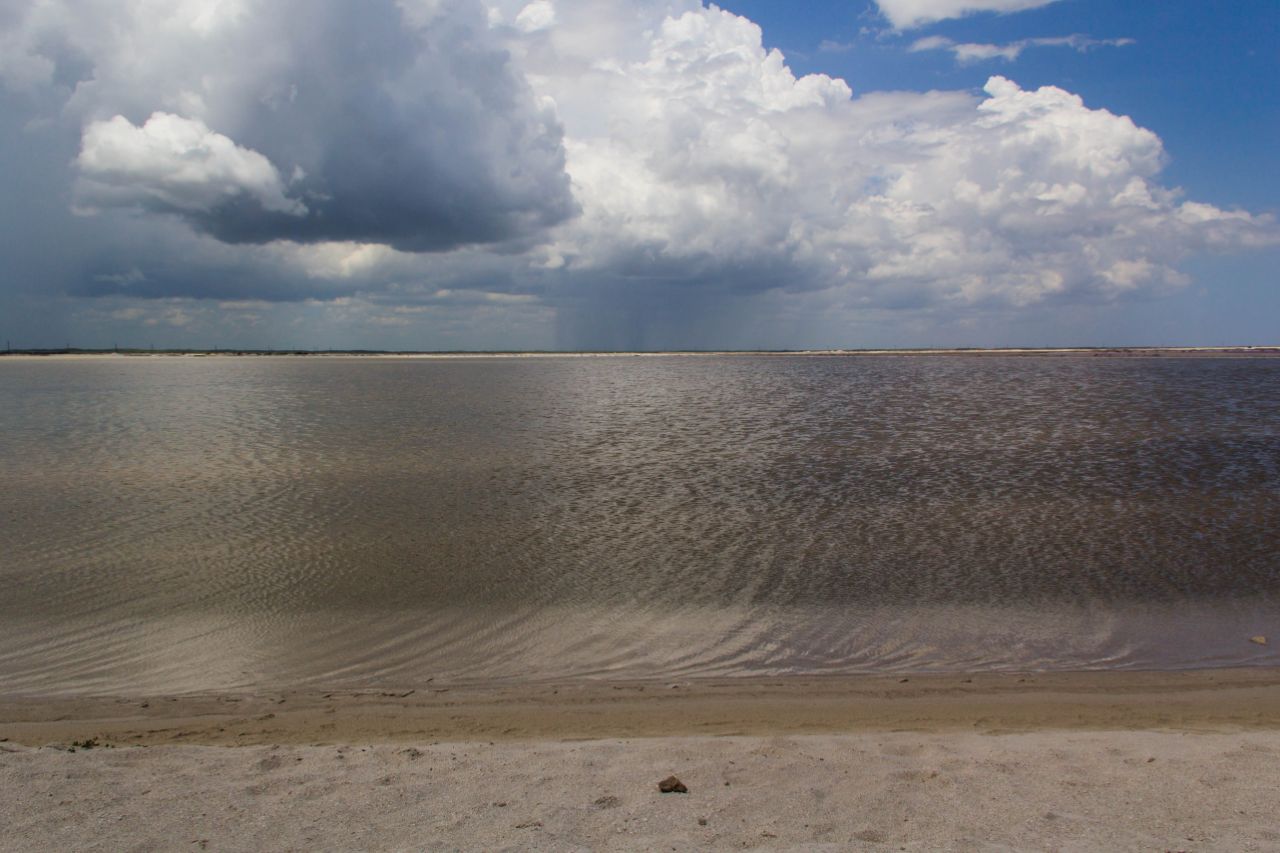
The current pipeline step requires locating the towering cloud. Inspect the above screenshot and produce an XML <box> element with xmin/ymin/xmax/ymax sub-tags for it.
<box><xmin>500</xmin><ymin>2</ymin><xmax>1272</xmax><ymax>314</ymax></box>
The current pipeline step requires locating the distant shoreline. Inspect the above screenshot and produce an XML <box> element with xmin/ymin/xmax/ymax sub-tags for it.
<box><xmin>3</xmin><ymin>346</ymin><xmax>1280</xmax><ymax>360</ymax></box>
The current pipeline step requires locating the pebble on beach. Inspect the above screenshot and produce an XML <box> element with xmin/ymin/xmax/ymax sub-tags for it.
<box><xmin>658</xmin><ymin>776</ymin><xmax>688</xmax><ymax>794</ymax></box>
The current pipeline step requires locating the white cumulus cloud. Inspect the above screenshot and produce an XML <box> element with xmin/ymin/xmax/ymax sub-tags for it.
<box><xmin>491</xmin><ymin>2</ymin><xmax>1274</xmax><ymax>323</ymax></box>
<box><xmin>875</xmin><ymin>0</ymin><xmax>1062</xmax><ymax>29</ymax></box>
<box><xmin>76</xmin><ymin>112</ymin><xmax>306</xmax><ymax>217</ymax></box>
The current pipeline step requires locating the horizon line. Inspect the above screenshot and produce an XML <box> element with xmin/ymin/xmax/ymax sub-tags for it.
<box><xmin>4</xmin><ymin>345</ymin><xmax>1280</xmax><ymax>358</ymax></box>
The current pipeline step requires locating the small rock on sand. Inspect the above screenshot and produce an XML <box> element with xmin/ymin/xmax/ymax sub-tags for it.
<box><xmin>658</xmin><ymin>776</ymin><xmax>688</xmax><ymax>794</ymax></box>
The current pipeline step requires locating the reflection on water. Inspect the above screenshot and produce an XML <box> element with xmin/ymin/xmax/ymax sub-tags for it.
<box><xmin>1</xmin><ymin>355</ymin><xmax>1277</xmax><ymax>694</ymax></box>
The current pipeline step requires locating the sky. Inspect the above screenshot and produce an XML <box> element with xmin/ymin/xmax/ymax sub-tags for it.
<box><xmin>0</xmin><ymin>0</ymin><xmax>1276</xmax><ymax>351</ymax></box>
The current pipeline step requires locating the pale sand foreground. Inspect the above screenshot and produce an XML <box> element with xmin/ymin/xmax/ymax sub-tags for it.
<box><xmin>4</xmin><ymin>671</ymin><xmax>1280</xmax><ymax>851</ymax></box>
<box><xmin>4</xmin><ymin>733</ymin><xmax>1280</xmax><ymax>851</ymax></box>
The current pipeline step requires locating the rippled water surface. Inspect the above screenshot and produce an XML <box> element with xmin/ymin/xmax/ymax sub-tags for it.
<box><xmin>2</xmin><ymin>355</ymin><xmax>1278</xmax><ymax>694</ymax></box>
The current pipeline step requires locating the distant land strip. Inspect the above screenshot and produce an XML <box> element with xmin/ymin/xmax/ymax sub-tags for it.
<box><xmin>2</xmin><ymin>347</ymin><xmax>1280</xmax><ymax>359</ymax></box>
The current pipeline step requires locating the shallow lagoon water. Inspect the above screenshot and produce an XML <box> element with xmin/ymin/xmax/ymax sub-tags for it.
<box><xmin>1</xmin><ymin>355</ymin><xmax>1277</xmax><ymax>694</ymax></box>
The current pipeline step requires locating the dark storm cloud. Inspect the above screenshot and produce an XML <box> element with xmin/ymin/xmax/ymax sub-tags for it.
<box><xmin>61</xmin><ymin>0</ymin><xmax>576</xmax><ymax>252</ymax></box>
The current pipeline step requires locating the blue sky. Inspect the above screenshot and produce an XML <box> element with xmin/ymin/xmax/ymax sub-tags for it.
<box><xmin>0</xmin><ymin>0</ymin><xmax>1276</xmax><ymax>350</ymax></box>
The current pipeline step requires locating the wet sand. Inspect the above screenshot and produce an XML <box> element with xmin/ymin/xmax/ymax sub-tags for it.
<box><xmin>5</xmin><ymin>669</ymin><xmax>1280</xmax><ymax>747</ymax></box>
<box><xmin>4</xmin><ymin>671</ymin><xmax>1280</xmax><ymax>851</ymax></box>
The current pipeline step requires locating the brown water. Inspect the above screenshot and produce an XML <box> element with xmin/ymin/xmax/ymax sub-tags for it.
<box><xmin>1</xmin><ymin>355</ymin><xmax>1277</xmax><ymax>695</ymax></box>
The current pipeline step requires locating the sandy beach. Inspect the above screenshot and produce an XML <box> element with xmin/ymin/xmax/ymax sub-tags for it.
<box><xmin>5</xmin><ymin>670</ymin><xmax>1280</xmax><ymax>850</ymax></box>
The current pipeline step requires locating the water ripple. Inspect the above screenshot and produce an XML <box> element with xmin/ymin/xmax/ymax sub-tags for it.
<box><xmin>1</xmin><ymin>355</ymin><xmax>1278</xmax><ymax>694</ymax></box>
